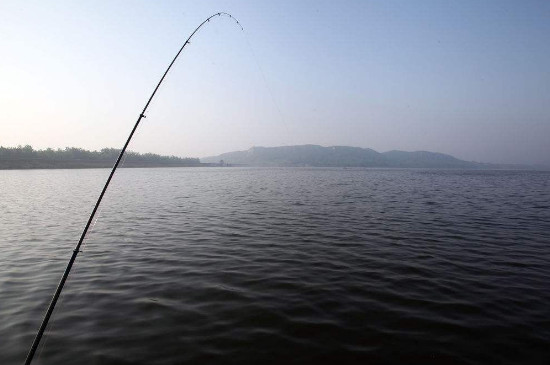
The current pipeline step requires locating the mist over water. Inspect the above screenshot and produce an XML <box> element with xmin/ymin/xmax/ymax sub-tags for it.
<box><xmin>1</xmin><ymin>167</ymin><xmax>549</xmax><ymax>364</ymax></box>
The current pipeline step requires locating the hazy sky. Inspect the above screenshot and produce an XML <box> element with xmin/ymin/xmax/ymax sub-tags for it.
<box><xmin>1</xmin><ymin>0</ymin><xmax>549</xmax><ymax>164</ymax></box>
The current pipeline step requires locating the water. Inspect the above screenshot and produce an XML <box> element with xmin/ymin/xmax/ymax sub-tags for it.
<box><xmin>1</xmin><ymin>167</ymin><xmax>549</xmax><ymax>364</ymax></box>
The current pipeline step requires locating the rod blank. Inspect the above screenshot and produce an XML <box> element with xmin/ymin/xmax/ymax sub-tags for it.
<box><xmin>24</xmin><ymin>12</ymin><xmax>242</xmax><ymax>365</ymax></box>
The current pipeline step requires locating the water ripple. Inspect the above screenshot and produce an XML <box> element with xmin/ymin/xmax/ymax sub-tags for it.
<box><xmin>1</xmin><ymin>168</ymin><xmax>549</xmax><ymax>364</ymax></box>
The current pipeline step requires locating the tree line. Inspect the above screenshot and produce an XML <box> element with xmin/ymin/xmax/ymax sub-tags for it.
<box><xmin>0</xmin><ymin>145</ymin><xmax>201</xmax><ymax>169</ymax></box>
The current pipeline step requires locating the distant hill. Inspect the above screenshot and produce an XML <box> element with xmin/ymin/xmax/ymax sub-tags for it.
<box><xmin>0</xmin><ymin>145</ymin><xmax>202</xmax><ymax>169</ymax></box>
<box><xmin>381</xmin><ymin>150</ymin><xmax>484</xmax><ymax>168</ymax></box>
<box><xmin>202</xmin><ymin>145</ymin><xmax>510</xmax><ymax>169</ymax></box>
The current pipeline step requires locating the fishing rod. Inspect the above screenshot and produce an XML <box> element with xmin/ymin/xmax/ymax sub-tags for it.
<box><xmin>24</xmin><ymin>12</ymin><xmax>242</xmax><ymax>365</ymax></box>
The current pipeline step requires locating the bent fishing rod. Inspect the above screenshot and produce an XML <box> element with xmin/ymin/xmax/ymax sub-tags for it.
<box><xmin>24</xmin><ymin>12</ymin><xmax>242</xmax><ymax>365</ymax></box>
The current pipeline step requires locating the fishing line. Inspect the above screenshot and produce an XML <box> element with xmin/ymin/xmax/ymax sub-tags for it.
<box><xmin>34</xmin><ymin>275</ymin><xmax>69</xmax><ymax>363</ymax></box>
<box><xmin>81</xmin><ymin>205</ymin><xmax>103</xmax><ymax>251</ymax></box>
<box><xmin>23</xmin><ymin>13</ymin><xmax>243</xmax><ymax>365</ymax></box>
<box><xmin>241</xmin><ymin>30</ymin><xmax>294</xmax><ymax>147</ymax></box>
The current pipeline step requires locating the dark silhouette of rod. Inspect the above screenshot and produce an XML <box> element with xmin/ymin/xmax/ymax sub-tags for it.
<box><xmin>24</xmin><ymin>12</ymin><xmax>242</xmax><ymax>365</ymax></box>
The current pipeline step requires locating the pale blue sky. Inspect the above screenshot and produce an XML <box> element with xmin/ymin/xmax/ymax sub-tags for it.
<box><xmin>1</xmin><ymin>0</ymin><xmax>549</xmax><ymax>164</ymax></box>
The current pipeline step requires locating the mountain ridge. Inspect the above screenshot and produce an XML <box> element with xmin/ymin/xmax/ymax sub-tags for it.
<box><xmin>202</xmin><ymin>145</ymin><xmax>522</xmax><ymax>169</ymax></box>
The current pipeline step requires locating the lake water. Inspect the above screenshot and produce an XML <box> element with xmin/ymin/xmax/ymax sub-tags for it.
<box><xmin>1</xmin><ymin>167</ymin><xmax>549</xmax><ymax>364</ymax></box>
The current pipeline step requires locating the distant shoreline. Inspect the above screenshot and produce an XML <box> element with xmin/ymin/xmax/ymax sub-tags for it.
<box><xmin>0</xmin><ymin>160</ymin><xmax>218</xmax><ymax>170</ymax></box>
<box><xmin>2</xmin><ymin>145</ymin><xmax>542</xmax><ymax>170</ymax></box>
<box><xmin>2</xmin><ymin>165</ymin><xmax>544</xmax><ymax>171</ymax></box>
<box><xmin>202</xmin><ymin>144</ymin><xmax>536</xmax><ymax>170</ymax></box>
<box><xmin>0</xmin><ymin>146</ymin><xmax>211</xmax><ymax>170</ymax></box>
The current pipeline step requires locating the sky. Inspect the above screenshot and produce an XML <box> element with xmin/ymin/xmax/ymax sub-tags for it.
<box><xmin>0</xmin><ymin>0</ymin><xmax>549</xmax><ymax>165</ymax></box>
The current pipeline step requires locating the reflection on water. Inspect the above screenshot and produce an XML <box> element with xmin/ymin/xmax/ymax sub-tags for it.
<box><xmin>1</xmin><ymin>167</ymin><xmax>549</xmax><ymax>364</ymax></box>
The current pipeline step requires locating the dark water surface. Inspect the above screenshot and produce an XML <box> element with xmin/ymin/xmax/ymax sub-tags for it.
<box><xmin>1</xmin><ymin>168</ymin><xmax>549</xmax><ymax>364</ymax></box>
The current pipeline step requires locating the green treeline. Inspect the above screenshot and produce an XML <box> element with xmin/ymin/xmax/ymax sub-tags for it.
<box><xmin>0</xmin><ymin>145</ymin><xmax>201</xmax><ymax>169</ymax></box>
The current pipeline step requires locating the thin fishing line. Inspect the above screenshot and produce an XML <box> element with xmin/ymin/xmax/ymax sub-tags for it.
<box><xmin>23</xmin><ymin>13</ymin><xmax>243</xmax><ymax>365</ymax></box>
<box><xmin>84</xmin><ymin>150</ymin><xmax>128</xmax><ymax>253</ymax></box>
<box><xmin>241</xmin><ymin>30</ymin><xmax>293</xmax><ymax>147</ymax></box>
<box><xmin>98</xmin><ymin>118</ymin><xmax>146</xmax><ymax>237</ymax></box>
<box><xmin>35</xmin><ymin>263</ymin><xmax>72</xmax><ymax>363</ymax></box>
<box><xmin>82</xmin><ymin>205</ymin><xmax>103</xmax><ymax>251</ymax></box>
<box><xmin>118</xmin><ymin>148</ymin><xmax>132</xmax><ymax>173</ymax></box>
<box><xmin>120</xmin><ymin>148</ymin><xmax>130</xmax><ymax>167</ymax></box>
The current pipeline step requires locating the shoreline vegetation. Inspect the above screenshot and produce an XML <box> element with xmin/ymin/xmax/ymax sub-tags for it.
<box><xmin>1</xmin><ymin>144</ymin><xmax>537</xmax><ymax>170</ymax></box>
<box><xmin>0</xmin><ymin>145</ymin><xmax>207</xmax><ymax>170</ymax></box>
